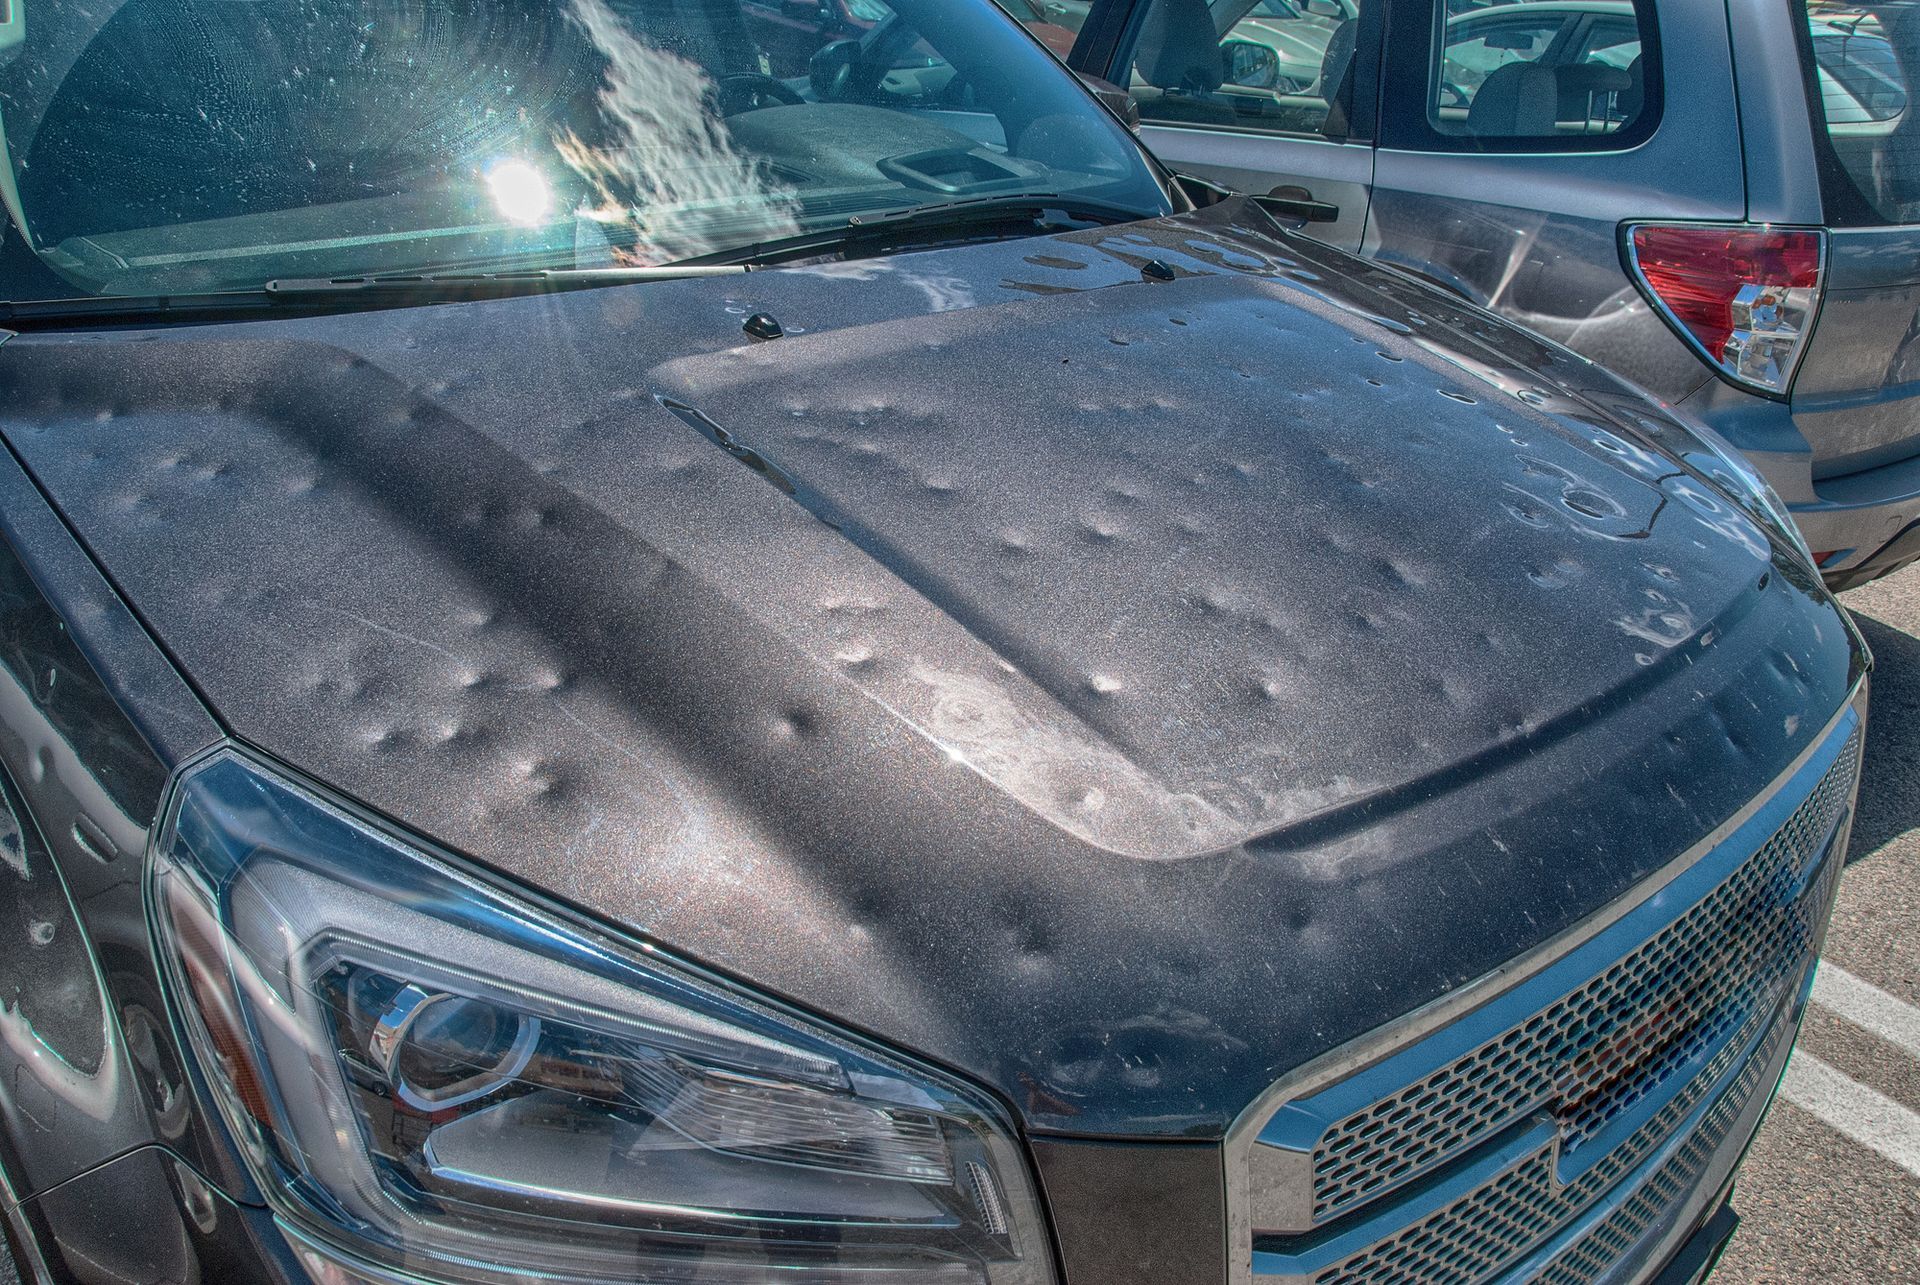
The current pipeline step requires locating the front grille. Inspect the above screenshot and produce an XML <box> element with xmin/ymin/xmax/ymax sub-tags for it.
<box><xmin>1312</xmin><ymin>728</ymin><xmax>1859</xmax><ymax>1225</ymax></box>
<box><xmin>1244</xmin><ymin>712</ymin><xmax>1864</xmax><ymax>1285</ymax></box>
<box><xmin>1319</xmin><ymin>1147</ymin><xmax>1562</xmax><ymax>1285</ymax></box>
<box><xmin>1536</xmin><ymin>1023</ymin><xmax>1778</xmax><ymax>1285</ymax></box>
<box><xmin>1310</xmin><ymin>977</ymin><xmax>1803</xmax><ymax>1285</ymax></box>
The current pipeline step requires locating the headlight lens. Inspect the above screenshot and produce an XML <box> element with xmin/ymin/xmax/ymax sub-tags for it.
<box><xmin>152</xmin><ymin>750</ymin><xmax>1052</xmax><ymax>1285</ymax></box>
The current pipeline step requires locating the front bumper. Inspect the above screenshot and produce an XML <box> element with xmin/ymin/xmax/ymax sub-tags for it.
<box><xmin>0</xmin><ymin>931</ymin><xmax>1821</xmax><ymax>1285</ymax></box>
<box><xmin>1649</xmin><ymin>1199</ymin><xmax>1739</xmax><ymax>1285</ymax></box>
<box><xmin>3</xmin><ymin>1145</ymin><xmax>306</xmax><ymax>1285</ymax></box>
<box><xmin>0</xmin><ymin>705</ymin><xmax>1867</xmax><ymax>1285</ymax></box>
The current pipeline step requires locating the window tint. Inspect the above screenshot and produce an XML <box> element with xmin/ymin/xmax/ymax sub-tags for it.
<box><xmin>1438</xmin><ymin>15</ymin><xmax>1563</xmax><ymax>106</ymax></box>
<box><xmin>1804</xmin><ymin>3</ymin><xmax>1920</xmax><ymax>224</ymax></box>
<box><xmin>1121</xmin><ymin>0</ymin><xmax>1373</xmax><ymax>139</ymax></box>
<box><xmin>1426</xmin><ymin>1</ymin><xmax>1653</xmax><ymax>144</ymax></box>
<box><xmin>1575</xmin><ymin>18</ymin><xmax>1642</xmax><ymax>70</ymax></box>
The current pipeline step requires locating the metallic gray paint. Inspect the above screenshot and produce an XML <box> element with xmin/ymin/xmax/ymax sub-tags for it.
<box><xmin>1090</xmin><ymin>0</ymin><xmax>1920</xmax><ymax>587</ymax></box>
<box><xmin>1364</xmin><ymin>184</ymin><xmax>1718</xmax><ymax>403</ymax></box>
<box><xmin>1793</xmin><ymin>235</ymin><xmax>1920</xmax><ymax>477</ymax></box>
<box><xmin>11</xmin><ymin>1146</ymin><xmax>308</xmax><ymax>1285</ymax></box>
<box><xmin>0</xmin><ymin>446</ymin><xmax>237</xmax><ymax>1208</ymax></box>
<box><xmin>0</xmin><ymin>200</ymin><xmax>1860</xmax><ymax>1172</ymax></box>
<box><xmin>1317</xmin><ymin>0</ymin><xmax>1746</xmax><ymax>404</ymax></box>
<box><xmin>1137</xmin><ymin>127</ymin><xmax>1376</xmax><ymax>254</ymax></box>
<box><xmin>1727</xmin><ymin>0</ymin><xmax>1827</xmax><ymax>227</ymax></box>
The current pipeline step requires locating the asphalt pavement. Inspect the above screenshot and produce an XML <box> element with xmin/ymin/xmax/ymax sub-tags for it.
<box><xmin>1</xmin><ymin>569</ymin><xmax>1915</xmax><ymax>1284</ymax></box>
<box><xmin>1713</xmin><ymin>567</ymin><xmax>1920</xmax><ymax>1283</ymax></box>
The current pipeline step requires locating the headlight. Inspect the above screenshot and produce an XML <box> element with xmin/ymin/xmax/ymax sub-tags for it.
<box><xmin>152</xmin><ymin>750</ymin><xmax>1053</xmax><ymax>1285</ymax></box>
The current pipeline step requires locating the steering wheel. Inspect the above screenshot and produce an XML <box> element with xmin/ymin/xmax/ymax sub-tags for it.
<box><xmin>716</xmin><ymin>74</ymin><xmax>806</xmax><ymax>116</ymax></box>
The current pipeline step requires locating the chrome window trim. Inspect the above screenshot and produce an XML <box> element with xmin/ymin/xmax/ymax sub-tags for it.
<box><xmin>1222</xmin><ymin>676</ymin><xmax>1868</xmax><ymax>1285</ymax></box>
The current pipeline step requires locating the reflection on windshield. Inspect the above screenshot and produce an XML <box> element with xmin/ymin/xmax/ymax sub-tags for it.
<box><xmin>0</xmin><ymin>0</ymin><xmax>1167</xmax><ymax>302</ymax></box>
<box><xmin>555</xmin><ymin>0</ymin><xmax>800</xmax><ymax>264</ymax></box>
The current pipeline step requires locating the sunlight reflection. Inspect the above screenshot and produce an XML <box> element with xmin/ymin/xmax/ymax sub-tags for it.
<box><xmin>486</xmin><ymin>159</ymin><xmax>554</xmax><ymax>227</ymax></box>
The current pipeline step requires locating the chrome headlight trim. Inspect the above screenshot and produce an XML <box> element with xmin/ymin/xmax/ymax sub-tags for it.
<box><xmin>147</xmin><ymin>743</ymin><xmax>1055</xmax><ymax>1285</ymax></box>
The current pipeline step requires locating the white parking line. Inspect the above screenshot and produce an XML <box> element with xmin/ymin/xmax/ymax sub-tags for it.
<box><xmin>1811</xmin><ymin>964</ymin><xmax>1920</xmax><ymax>1060</ymax></box>
<box><xmin>1778</xmin><ymin>1050</ymin><xmax>1920</xmax><ymax>1180</ymax></box>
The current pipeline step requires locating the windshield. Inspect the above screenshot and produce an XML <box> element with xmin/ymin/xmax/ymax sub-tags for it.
<box><xmin>0</xmin><ymin>0</ymin><xmax>1171</xmax><ymax>302</ymax></box>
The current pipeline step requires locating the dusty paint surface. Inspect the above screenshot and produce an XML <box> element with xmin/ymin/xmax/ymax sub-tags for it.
<box><xmin>0</xmin><ymin>200</ymin><xmax>1859</xmax><ymax>1137</ymax></box>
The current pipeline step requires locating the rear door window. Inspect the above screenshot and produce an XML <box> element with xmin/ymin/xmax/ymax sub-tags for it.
<box><xmin>1411</xmin><ymin>0</ymin><xmax>1659</xmax><ymax>149</ymax></box>
<box><xmin>1803</xmin><ymin>4</ymin><xmax>1920</xmax><ymax>224</ymax></box>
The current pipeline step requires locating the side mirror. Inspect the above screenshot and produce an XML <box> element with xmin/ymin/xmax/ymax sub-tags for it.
<box><xmin>1075</xmin><ymin>71</ymin><xmax>1141</xmax><ymax>132</ymax></box>
<box><xmin>1300</xmin><ymin>0</ymin><xmax>1347</xmax><ymax>16</ymax></box>
<box><xmin>1175</xmin><ymin>172</ymin><xmax>1237</xmax><ymax>207</ymax></box>
<box><xmin>1222</xmin><ymin>40</ymin><xmax>1282</xmax><ymax>91</ymax></box>
<box><xmin>809</xmin><ymin>39</ymin><xmax>861</xmax><ymax>100</ymax></box>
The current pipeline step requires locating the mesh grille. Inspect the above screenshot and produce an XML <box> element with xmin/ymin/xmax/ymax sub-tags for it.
<box><xmin>1311</xmin><ymin>730</ymin><xmax>1860</xmax><ymax>1225</ymax></box>
<box><xmin>1286</xmin><ymin>725</ymin><xmax>1860</xmax><ymax>1285</ymax></box>
<box><xmin>1535</xmin><ymin>1012</ymin><xmax>1784</xmax><ymax>1285</ymax></box>
<box><xmin>1315</xmin><ymin>1149</ymin><xmax>1561</xmax><ymax>1285</ymax></box>
<box><xmin>1311</xmin><ymin>961</ymin><xmax>1804</xmax><ymax>1285</ymax></box>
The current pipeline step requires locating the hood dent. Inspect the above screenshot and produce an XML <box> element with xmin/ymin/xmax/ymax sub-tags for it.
<box><xmin>0</xmin><ymin>203</ymin><xmax>1857</xmax><ymax>1136</ymax></box>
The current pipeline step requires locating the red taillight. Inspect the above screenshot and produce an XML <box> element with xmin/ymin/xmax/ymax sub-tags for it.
<box><xmin>1625</xmin><ymin>223</ymin><xmax>1825</xmax><ymax>395</ymax></box>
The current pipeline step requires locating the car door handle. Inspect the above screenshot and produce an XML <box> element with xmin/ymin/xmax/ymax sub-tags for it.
<box><xmin>1255</xmin><ymin>185</ymin><xmax>1340</xmax><ymax>223</ymax></box>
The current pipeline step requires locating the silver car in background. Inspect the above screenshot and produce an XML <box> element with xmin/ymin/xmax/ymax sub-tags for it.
<box><xmin>1057</xmin><ymin>0</ymin><xmax>1920</xmax><ymax>590</ymax></box>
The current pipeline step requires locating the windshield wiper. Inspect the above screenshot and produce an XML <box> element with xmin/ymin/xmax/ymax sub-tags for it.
<box><xmin>0</xmin><ymin>264</ymin><xmax>752</xmax><ymax>329</ymax></box>
<box><xmin>263</xmin><ymin>264</ymin><xmax>750</xmax><ymax>297</ymax></box>
<box><xmin>0</xmin><ymin>200</ymin><xmax>1150</xmax><ymax>328</ymax></box>
<box><xmin>682</xmin><ymin>194</ymin><xmax>1158</xmax><ymax>267</ymax></box>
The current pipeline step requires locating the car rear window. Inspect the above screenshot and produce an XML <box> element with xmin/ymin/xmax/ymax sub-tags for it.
<box><xmin>1376</xmin><ymin>0</ymin><xmax>1660</xmax><ymax>154</ymax></box>
<box><xmin>1803</xmin><ymin>2</ymin><xmax>1920</xmax><ymax>225</ymax></box>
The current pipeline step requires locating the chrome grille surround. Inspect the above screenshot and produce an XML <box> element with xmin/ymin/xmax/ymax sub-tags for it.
<box><xmin>1313</xmin><ymin>725</ymin><xmax>1858</xmax><ymax>1222</ymax></box>
<box><xmin>1228</xmin><ymin>695</ymin><xmax>1865</xmax><ymax>1285</ymax></box>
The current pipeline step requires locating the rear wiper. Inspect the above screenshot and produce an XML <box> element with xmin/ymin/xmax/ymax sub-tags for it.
<box><xmin>0</xmin><ymin>264</ymin><xmax>750</xmax><ymax>329</ymax></box>
<box><xmin>682</xmin><ymin>194</ymin><xmax>1158</xmax><ymax>267</ymax></box>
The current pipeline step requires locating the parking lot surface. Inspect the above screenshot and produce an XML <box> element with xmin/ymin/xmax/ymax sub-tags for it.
<box><xmin>1714</xmin><ymin>567</ymin><xmax>1920</xmax><ymax>1283</ymax></box>
<box><xmin>0</xmin><ymin>569</ymin><xmax>1914</xmax><ymax>1284</ymax></box>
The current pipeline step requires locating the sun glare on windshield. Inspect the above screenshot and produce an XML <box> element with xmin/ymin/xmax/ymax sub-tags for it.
<box><xmin>0</xmin><ymin>0</ymin><xmax>1169</xmax><ymax>301</ymax></box>
<box><xmin>486</xmin><ymin>159</ymin><xmax>555</xmax><ymax>228</ymax></box>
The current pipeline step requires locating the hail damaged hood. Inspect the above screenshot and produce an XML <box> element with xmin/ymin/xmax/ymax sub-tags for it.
<box><xmin>0</xmin><ymin>200</ymin><xmax>1858</xmax><ymax>1138</ymax></box>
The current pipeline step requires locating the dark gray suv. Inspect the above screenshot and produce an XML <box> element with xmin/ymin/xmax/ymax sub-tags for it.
<box><xmin>0</xmin><ymin>2</ymin><xmax>1870</xmax><ymax>1284</ymax></box>
<box><xmin>1059</xmin><ymin>0</ymin><xmax>1920</xmax><ymax>590</ymax></box>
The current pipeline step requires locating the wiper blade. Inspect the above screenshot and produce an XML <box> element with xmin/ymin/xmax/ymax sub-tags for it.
<box><xmin>683</xmin><ymin>194</ymin><xmax>1156</xmax><ymax>267</ymax></box>
<box><xmin>263</xmin><ymin>264</ymin><xmax>750</xmax><ymax>297</ymax></box>
<box><xmin>0</xmin><ymin>264</ymin><xmax>752</xmax><ymax>329</ymax></box>
<box><xmin>0</xmin><ymin>290</ymin><xmax>275</xmax><ymax>326</ymax></box>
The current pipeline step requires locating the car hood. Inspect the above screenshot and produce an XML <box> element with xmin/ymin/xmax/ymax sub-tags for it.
<box><xmin>0</xmin><ymin>200</ymin><xmax>1859</xmax><ymax>1137</ymax></box>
